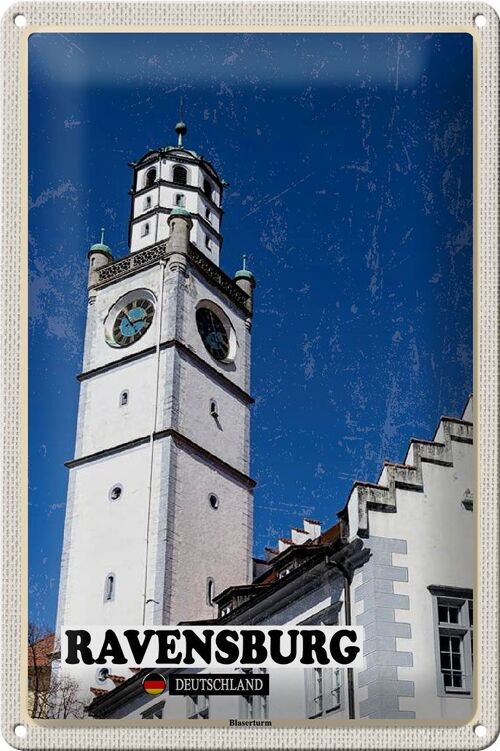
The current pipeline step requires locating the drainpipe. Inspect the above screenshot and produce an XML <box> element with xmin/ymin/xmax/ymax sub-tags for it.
<box><xmin>142</xmin><ymin>259</ymin><xmax>166</xmax><ymax>625</ymax></box>
<box><xmin>328</xmin><ymin>535</ymin><xmax>368</xmax><ymax>719</ymax></box>
<box><xmin>341</xmin><ymin>566</ymin><xmax>356</xmax><ymax>719</ymax></box>
<box><xmin>330</xmin><ymin>553</ymin><xmax>356</xmax><ymax>720</ymax></box>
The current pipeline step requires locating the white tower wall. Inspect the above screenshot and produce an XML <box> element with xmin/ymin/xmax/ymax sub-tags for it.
<box><xmin>55</xmin><ymin>136</ymin><xmax>255</xmax><ymax>709</ymax></box>
<box><xmin>129</xmin><ymin>149</ymin><xmax>223</xmax><ymax>264</ymax></box>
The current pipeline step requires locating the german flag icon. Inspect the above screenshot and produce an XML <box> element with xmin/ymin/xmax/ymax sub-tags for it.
<box><xmin>142</xmin><ymin>672</ymin><xmax>167</xmax><ymax>696</ymax></box>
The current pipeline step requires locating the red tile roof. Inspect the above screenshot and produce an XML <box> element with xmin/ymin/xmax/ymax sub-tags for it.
<box><xmin>28</xmin><ymin>634</ymin><xmax>55</xmax><ymax>668</ymax></box>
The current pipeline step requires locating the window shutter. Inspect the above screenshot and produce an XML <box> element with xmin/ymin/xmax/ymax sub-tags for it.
<box><xmin>323</xmin><ymin>668</ymin><xmax>339</xmax><ymax>713</ymax></box>
<box><xmin>305</xmin><ymin>669</ymin><xmax>317</xmax><ymax>718</ymax></box>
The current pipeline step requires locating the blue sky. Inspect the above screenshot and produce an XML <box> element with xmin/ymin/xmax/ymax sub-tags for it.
<box><xmin>28</xmin><ymin>32</ymin><xmax>473</xmax><ymax>629</ymax></box>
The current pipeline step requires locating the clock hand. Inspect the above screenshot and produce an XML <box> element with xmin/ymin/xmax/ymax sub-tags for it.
<box><xmin>124</xmin><ymin>312</ymin><xmax>146</xmax><ymax>327</ymax></box>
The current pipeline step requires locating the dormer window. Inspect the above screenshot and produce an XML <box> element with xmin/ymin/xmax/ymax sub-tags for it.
<box><xmin>173</xmin><ymin>165</ymin><xmax>187</xmax><ymax>186</ymax></box>
<box><xmin>220</xmin><ymin>605</ymin><xmax>232</xmax><ymax>617</ymax></box>
<box><xmin>278</xmin><ymin>568</ymin><xmax>291</xmax><ymax>579</ymax></box>
<box><xmin>145</xmin><ymin>167</ymin><xmax>156</xmax><ymax>187</ymax></box>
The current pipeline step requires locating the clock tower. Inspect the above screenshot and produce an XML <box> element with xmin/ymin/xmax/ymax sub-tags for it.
<box><xmin>55</xmin><ymin>122</ymin><xmax>256</xmax><ymax>692</ymax></box>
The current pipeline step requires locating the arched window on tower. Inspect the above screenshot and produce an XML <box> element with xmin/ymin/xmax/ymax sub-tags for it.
<box><xmin>119</xmin><ymin>390</ymin><xmax>129</xmax><ymax>407</ymax></box>
<box><xmin>203</xmin><ymin>179</ymin><xmax>213</xmax><ymax>200</ymax></box>
<box><xmin>104</xmin><ymin>574</ymin><xmax>115</xmax><ymax>602</ymax></box>
<box><xmin>173</xmin><ymin>165</ymin><xmax>188</xmax><ymax>186</ymax></box>
<box><xmin>145</xmin><ymin>168</ymin><xmax>157</xmax><ymax>187</ymax></box>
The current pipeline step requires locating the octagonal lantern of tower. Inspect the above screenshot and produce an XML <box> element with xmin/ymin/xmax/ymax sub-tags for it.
<box><xmin>128</xmin><ymin>121</ymin><xmax>226</xmax><ymax>265</ymax></box>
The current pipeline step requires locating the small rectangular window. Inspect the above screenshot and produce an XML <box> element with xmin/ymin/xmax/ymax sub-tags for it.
<box><xmin>141</xmin><ymin>223</ymin><xmax>150</xmax><ymax>237</ymax></box>
<box><xmin>144</xmin><ymin>195</ymin><xmax>152</xmax><ymax>210</ymax></box>
<box><xmin>104</xmin><ymin>574</ymin><xmax>115</xmax><ymax>602</ymax></box>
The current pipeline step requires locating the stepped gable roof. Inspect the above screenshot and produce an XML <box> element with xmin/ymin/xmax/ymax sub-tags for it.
<box><xmin>214</xmin><ymin>396</ymin><xmax>473</xmax><ymax>611</ymax></box>
<box><xmin>336</xmin><ymin>395</ymin><xmax>473</xmax><ymax>537</ymax></box>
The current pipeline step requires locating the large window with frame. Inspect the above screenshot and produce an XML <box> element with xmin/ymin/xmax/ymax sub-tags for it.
<box><xmin>239</xmin><ymin>668</ymin><xmax>269</xmax><ymax>719</ymax></box>
<box><xmin>305</xmin><ymin>668</ymin><xmax>341</xmax><ymax>718</ymax></box>
<box><xmin>429</xmin><ymin>585</ymin><xmax>473</xmax><ymax>696</ymax></box>
<box><xmin>186</xmin><ymin>694</ymin><xmax>209</xmax><ymax>719</ymax></box>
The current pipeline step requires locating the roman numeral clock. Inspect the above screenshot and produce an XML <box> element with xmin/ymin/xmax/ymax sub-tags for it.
<box><xmin>108</xmin><ymin>296</ymin><xmax>156</xmax><ymax>347</ymax></box>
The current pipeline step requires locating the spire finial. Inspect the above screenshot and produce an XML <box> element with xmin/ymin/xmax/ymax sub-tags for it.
<box><xmin>100</xmin><ymin>227</ymin><xmax>105</xmax><ymax>245</ymax></box>
<box><xmin>242</xmin><ymin>254</ymin><xmax>247</xmax><ymax>270</ymax></box>
<box><xmin>175</xmin><ymin>97</ymin><xmax>187</xmax><ymax>147</ymax></box>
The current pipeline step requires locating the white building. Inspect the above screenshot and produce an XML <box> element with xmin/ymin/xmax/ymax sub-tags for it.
<box><xmin>88</xmin><ymin>398</ymin><xmax>473</xmax><ymax>721</ymax></box>
<box><xmin>55</xmin><ymin>122</ymin><xmax>474</xmax><ymax>721</ymax></box>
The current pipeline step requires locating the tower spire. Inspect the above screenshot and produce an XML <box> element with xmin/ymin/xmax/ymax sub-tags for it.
<box><xmin>100</xmin><ymin>227</ymin><xmax>105</xmax><ymax>245</ymax></box>
<box><xmin>175</xmin><ymin>98</ymin><xmax>187</xmax><ymax>147</ymax></box>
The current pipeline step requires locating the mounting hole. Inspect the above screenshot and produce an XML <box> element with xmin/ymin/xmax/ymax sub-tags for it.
<box><xmin>474</xmin><ymin>724</ymin><xmax>487</xmax><ymax>738</ymax></box>
<box><xmin>474</xmin><ymin>14</ymin><xmax>487</xmax><ymax>27</ymax></box>
<box><xmin>13</xmin><ymin>14</ymin><xmax>26</xmax><ymax>27</ymax></box>
<box><xmin>14</xmin><ymin>725</ymin><xmax>27</xmax><ymax>738</ymax></box>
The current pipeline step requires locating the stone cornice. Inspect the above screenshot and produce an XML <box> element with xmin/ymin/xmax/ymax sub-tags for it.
<box><xmin>93</xmin><ymin>240</ymin><xmax>251</xmax><ymax>315</ymax></box>
<box><xmin>77</xmin><ymin>338</ymin><xmax>254</xmax><ymax>405</ymax></box>
<box><xmin>65</xmin><ymin>428</ymin><xmax>256</xmax><ymax>489</ymax></box>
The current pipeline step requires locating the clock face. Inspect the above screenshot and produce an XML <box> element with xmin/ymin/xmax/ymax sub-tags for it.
<box><xmin>196</xmin><ymin>307</ymin><xmax>230</xmax><ymax>361</ymax></box>
<box><xmin>112</xmin><ymin>298</ymin><xmax>155</xmax><ymax>347</ymax></box>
